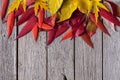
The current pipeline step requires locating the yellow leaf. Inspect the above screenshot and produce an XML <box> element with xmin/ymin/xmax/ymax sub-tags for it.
<box><xmin>21</xmin><ymin>0</ymin><xmax>27</xmax><ymax>11</ymax></box>
<box><xmin>77</xmin><ymin>0</ymin><xmax>92</xmax><ymax>14</ymax></box>
<box><xmin>34</xmin><ymin>0</ymin><xmax>48</xmax><ymax>15</ymax></box>
<box><xmin>48</xmin><ymin>0</ymin><xmax>63</xmax><ymax>15</ymax></box>
<box><xmin>58</xmin><ymin>0</ymin><xmax>77</xmax><ymax>22</ymax></box>
<box><xmin>92</xmin><ymin>0</ymin><xmax>109</xmax><ymax>21</ymax></box>
<box><xmin>8</xmin><ymin>0</ymin><xmax>21</xmax><ymax>14</ymax></box>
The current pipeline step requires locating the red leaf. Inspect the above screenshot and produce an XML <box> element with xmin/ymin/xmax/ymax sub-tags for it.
<box><xmin>55</xmin><ymin>21</ymin><xmax>69</xmax><ymax>38</ymax></box>
<box><xmin>1</xmin><ymin>0</ymin><xmax>9</xmax><ymax>20</ymax></box>
<box><xmin>47</xmin><ymin>30</ymin><xmax>56</xmax><ymax>45</ymax></box>
<box><xmin>7</xmin><ymin>12</ymin><xmax>15</xmax><ymax>38</ymax></box>
<box><xmin>81</xmin><ymin>33</ymin><xmax>93</xmax><ymax>48</ymax></box>
<box><xmin>61</xmin><ymin>30</ymin><xmax>73</xmax><ymax>41</ymax></box>
<box><xmin>32</xmin><ymin>23</ymin><xmax>38</xmax><ymax>41</ymax></box>
<box><xmin>15</xmin><ymin>4</ymin><xmax>24</xmax><ymax>17</ymax></box>
<box><xmin>38</xmin><ymin>8</ymin><xmax>44</xmax><ymax>28</ymax></box>
<box><xmin>99</xmin><ymin>8</ymin><xmax>120</xmax><ymax>26</ymax></box>
<box><xmin>26</xmin><ymin>0</ymin><xmax>34</xmax><ymax>6</ymax></box>
<box><xmin>45</xmin><ymin>14</ymin><xmax>57</xmax><ymax>27</ymax></box>
<box><xmin>16</xmin><ymin>16</ymin><xmax>37</xmax><ymax>39</ymax></box>
<box><xmin>90</xmin><ymin>13</ymin><xmax>110</xmax><ymax>36</ymax></box>
<box><xmin>17</xmin><ymin>7</ymin><xmax>34</xmax><ymax>26</ymax></box>
<box><xmin>105</xmin><ymin>0</ymin><xmax>120</xmax><ymax>17</ymax></box>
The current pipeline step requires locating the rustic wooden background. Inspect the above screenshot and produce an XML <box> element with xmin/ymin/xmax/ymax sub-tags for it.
<box><xmin>0</xmin><ymin>0</ymin><xmax>120</xmax><ymax>80</ymax></box>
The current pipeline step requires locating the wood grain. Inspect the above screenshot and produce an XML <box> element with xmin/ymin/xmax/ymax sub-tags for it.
<box><xmin>0</xmin><ymin>21</ymin><xmax>17</xmax><ymax>80</ymax></box>
<box><xmin>47</xmin><ymin>37</ymin><xmax>74</xmax><ymax>80</ymax></box>
<box><xmin>75</xmin><ymin>30</ymin><xmax>102</xmax><ymax>80</ymax></box>
<box><xmin>18</xmin><ymin>28</ymin><xmax>47</xmax><ymax>80</ymax></box>
<box><xmin>103</xmin><ymin>1</ymin><xmax>120</xmax><ymax>80</ymax></box>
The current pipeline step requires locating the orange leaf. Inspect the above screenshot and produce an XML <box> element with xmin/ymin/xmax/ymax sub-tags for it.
<box><xmin>7</xmin><ymin>12</ymin><xmax>15</xmax><ymax>38</ymax></box>
<box><xmin>61</xmin><ymin>30</ymin><xmax>72</xmax><ymax>41</ymax></box>
<box><xmin>42</xmin><ymin>23</ymin><xmax>53</xmax><ymax>30</ymax></box>
<box><xmin>32</xmin><ymin>23</ymin><xmax>39</xmax><ymax>41</ymax></box>
<box><xmin>38</xmin><ymin>8</ymin><xmax>44</xmax><ymax>28</ymax></box>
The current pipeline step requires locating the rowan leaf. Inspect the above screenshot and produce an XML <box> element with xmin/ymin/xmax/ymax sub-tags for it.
<box><xmin>81</xmin><ymin>33</ymin><xmax>93</xmax><ymax>48</ymax></box>
<box><xmin>1</xmin><ymin>0</ymin><xmax>9</xmax><ymax>20</ymax></box>
<box><xmin>34</xmin><ymin>0</ymin><xmax>48</xmax><ymax>15</ymax></box>
<box><xmin>92</xmin><ymin>0</ymin><xmax>108</xmax><ymax>21</ymax></box>
<box><xmin>17</xmin><ymin>7</ymin><xmax>34</xmax><ymax>26</ymax></box>
<box><xmin>38</xmin><ymin>8</ymin><xmax>44</xmax><ymax>28</ymax></box>
<box><xmin>32</xmin><ymin>23</ymin><xmax>39</xmax><ymax>41</ymax></box>
<box><xmin>16</xmin><ymin>16</ymin><xmax>37</xmax><ymax>39</ymax></box>
<box><xmin>42</xmin><ymin>23</ymin><xmax>53</xmax><ymax>30</ymax></box>
<box><xmin>61</xmin><ymin>30</ymin><xmax>73</xmax><ymax>41</ymax></box>
<box><xmin>86</xmin><ymin>20</ymin><xmax>97</xmax><ymax>37</ymax></box>
<box><xmin>47</xmin><ymin>30</ymin><xmax>56</xmax><ymax>45</ymax></box>
<box><xmin>99</xmin><ymin>8</ymin><xmax>120</xmax><ymax>26</ymax></box>
<box><xmin>7</xmin><ymin>12</ymin><xmax>15</xmax><ymax>38</ymax></box>
<box><xmin>90</xmin><ymin>13</ymin><xmax>110</xmax><ymax>36</ymax></box>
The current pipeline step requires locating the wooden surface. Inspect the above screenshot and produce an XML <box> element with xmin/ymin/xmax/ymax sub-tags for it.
<box><xmin>1</xmin><ymin>0</ymin><xmax>120</xmax><ymax>80</ymax></box>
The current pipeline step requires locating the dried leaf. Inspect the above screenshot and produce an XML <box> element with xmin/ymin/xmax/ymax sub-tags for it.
<box><xmin>16</xmin><ymin>16</ymin><xmax>37</xmax><ymax>39</ymax></box>
<box><xmin>7</xmin><ymin>12</ymin><xmax>15</xmax><ymax>38</ymax></box>
<box><xmin>32</xmin><ymin>23</ymin><xmax>39</xmax><ymax>41</ymax></box>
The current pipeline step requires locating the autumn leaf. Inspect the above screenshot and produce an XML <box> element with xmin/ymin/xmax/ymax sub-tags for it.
<box><xmin>92</xmin><ymin>0</ymin><xmax>109</xmax><ymax>21</ymax></box>
<box><xmin>77</xmin><ymin>0</ymin><xmax>92</xmax><ymax>14</ymax></box>
<box><xmin>7</xmin><ymin>0</ymin><xmax>21</xmax><ymax>14</ymax></box>
<box><xmin>16</xmin><ymin>16</ymin><xmax>37</xmax><ymax>39</ymax></box>
<box><xmin>7</xmin><ymin>12</ymin><xmax>15</xmax><ymax>38</ymax></box>
<box><xmin>99</xmin><ymin>8</ymin><xmax>120</xmax><ymax>26</ymax></box>
<box><xmin>32</xmin><ymin>23</ymin><xmax>39</xmax><ymax>41</ymax></box>
<box><xmin>86</xmin><ymin>20</ymin><xmax>97</xmax><ymax>37</ymax></box>
<box><xmin>61</xmin><ymin>30</ymin><xmax>73</xmax><ymax>41</ymax></box>
<box><xmin>1</xmin><ymin>0</ymin><xmax>9</xmax><ymax>20</ymax></box>
<box><xmin>34</xmin><ymin>0</ymin><xmax>48</xmax><ymax>15</ymax></box>
<box><xmin>48</xmin><ymin>0</ymin><xmax>63</xmax><ymax>15</ymax></box>
<box><xmin>90</xmin><ymin>13</ymin><xmax>110</xmax><ymax>36</ymax></box>
<box><xmin>81</xmin><ymin>32</ymin><xmax>93</xmax><ymax>48</ymax></box>
<box><xmin>58</xmin><ymin>0</ymin><xmax>77</xmax><ymax>22</ymax></box>
<box><xmin>17</xmin><ymin>7</ymin><xmax>34</xmax><ymax>26</ymax></box>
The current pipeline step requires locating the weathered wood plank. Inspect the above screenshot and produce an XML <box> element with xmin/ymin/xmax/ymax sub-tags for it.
<box><xmin>103</xmin><ymin>1</ymin><xmax>120</xmax><ymax>79</ymax></box>
<box><xmin>47</xmin><ymin>38</ymin><xmax>74</xmax><ymax>80</ymax></box>
<box><xmin>75</xmin><ymin>31</ymin><xmax>102</xmax><ymax>80</ymax></box>
<box><xmin>18</xmin><ymin>30</ymin><xmax>47</xmax><ymax>80</ymax></box>
<box><xmin>0</xmin><ymin>21</ymin><xmax>17</xmax><ymax>80</ymax></box>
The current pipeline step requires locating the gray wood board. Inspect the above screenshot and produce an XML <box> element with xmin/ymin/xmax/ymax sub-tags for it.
<box><xmin>0</xmin><ymin>21</ymin><xmax>17</xmax><ymax>80</ymax></box>
<box><xmin>47</xmin><ymin>37</ymin><xmax>74</xmax><ymax>80</ymax></box>
<box><xmin>75</xmin><ymin>30</ymin><xmax>102</xmax><ymax>80</ymax></box>
<box><xmin>18</xmin><ymin>30</ymin><xmax>47</xmax><ymax>80</ymax></box>
<box><xmin>103</xmin><ymin>1</ymin><xmax>120</xmax><ymax>80</ymax></box>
